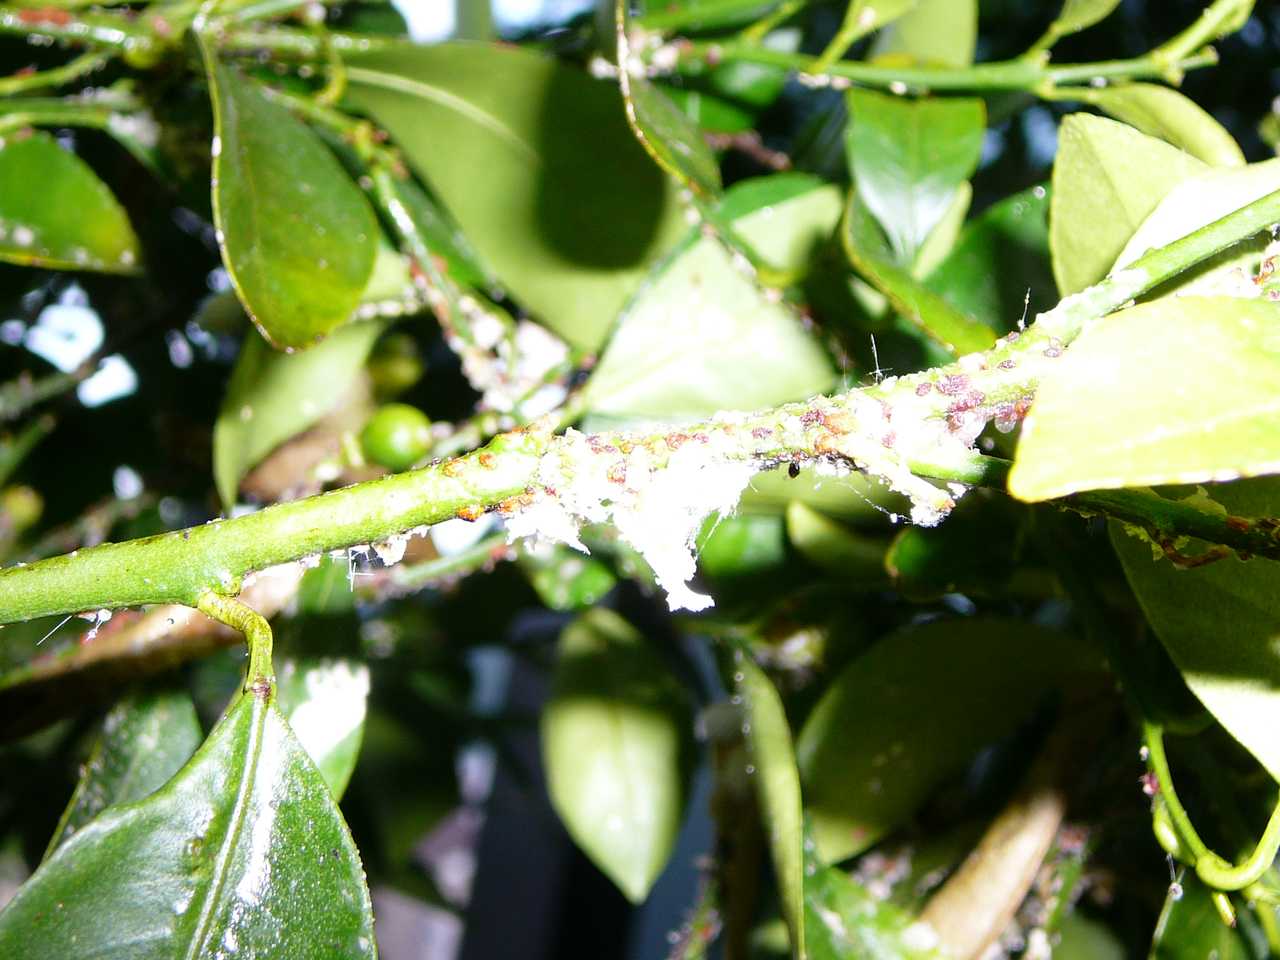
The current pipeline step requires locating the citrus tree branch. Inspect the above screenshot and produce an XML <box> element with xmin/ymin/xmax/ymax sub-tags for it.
<box><xmin>0</xmin><ymin>188</ymin><xmax>1278</xmax><ymax>624</ymax></box>
<box><xmin>664</xmin><ymin>41</ymin><xmax>1217</xmax><ymax>94</ymax></box>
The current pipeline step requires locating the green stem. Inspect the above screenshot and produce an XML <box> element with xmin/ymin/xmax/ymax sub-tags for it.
<box><xmin>0</xmin><ymin>5</ymin><xmax>157</xmax><ymax>52</ymax></box>
<box><xmin>213</xmin><ymin>0</ymin><xmax>317</xmax><ymax>24</ymax></box>
<box><xmin>385</xmin><ymin>532</ymin><xmax>509</xmax><ymax>592</ymax></box>
<box><xmin>1148</xmin><ymin>0</ymin><xmax>1253</xmax><ymax>79</ymax></box>
<box><xmin>6</xmin><ymin>0</ymin><xmax>138</xmax><ymax>8</ymax></box>
<box><xmin>1144</xmin><ymin>721</ymin><xmax>1212</xmax><ymax>863</ymax></box>
<box><xmin>669</xmin><ymin>41</ymin><xmax>1216</xmax><ymax>94</ymax></box>
<box><xmin>0</xmin><ymin>428</ymin><xmax>547</xmax><ymax>621</ymax></box>
<box><xmin>737</xmin><ymin>0</ymin><xmax>804</xmax><ymax>45</ymax></box>
<box><xmin>0</xmin><ymin>102</ymin><xmax>124</xmax><ymax>135</ymax></box>
<box><xmin>215</xmin><ymin>24</ymin><xmax>396</xmax><ymax>58</ymax></box>
<box><xmin>0</xmin><ymin>414</ymin><xmax>54</xmax><ymax>488</ymax></box>
<box><xmin>0</xmin><ymin>184</ymin><xmax>1276</xmax><ymax>625</ymax></box>
<box><xmin>1146</xmin><ymin>721</ymin><xmax>1280</xmax><ymax>893</ymax></box>
<box><xmin>196</xmin><ymin>591</ymin><xmax>275</xmax><ymax>693</ymax></box>
<box><xmin>0</xmin><ymin>363</ymin><xmax>92</xmax><ymax>421</ymax></box>
<box><xmin>0</xmin><ymin>51</ymin><xmax>112</xmax><ymax>97</ymax></box>
<box><xmin>808</xmin><ymin>2</ymin><xmax>881</xmax><ymax>75</ymax></box>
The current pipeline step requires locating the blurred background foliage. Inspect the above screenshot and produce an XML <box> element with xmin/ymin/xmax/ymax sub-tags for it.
<box><xmin>0</xmin><ymin>0</ymin><xmax>1277</xmax><ymax>958</ymax></box>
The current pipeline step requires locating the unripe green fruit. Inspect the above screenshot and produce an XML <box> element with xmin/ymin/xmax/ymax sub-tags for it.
<box><xmin>367</xmin><ymin>333</ymin><xmax>424</xmax><ymax>399</ymax></box>
<box><xmin>360</xmin><ymin>404</ymin><xmax>433</xmax><ymax>472</ymax></box>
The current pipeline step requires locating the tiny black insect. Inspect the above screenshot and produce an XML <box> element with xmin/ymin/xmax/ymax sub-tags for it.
<box><xmin>788</xmin><ymin>462</ymin><xmax>801</xmax><ymax>479</ymax></box>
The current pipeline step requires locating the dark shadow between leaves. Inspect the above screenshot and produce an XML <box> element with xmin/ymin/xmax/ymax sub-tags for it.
<box><xmin>534</xmin><ymin>67</ymin><xmax>675</xmax><ymax>270</ymax></box>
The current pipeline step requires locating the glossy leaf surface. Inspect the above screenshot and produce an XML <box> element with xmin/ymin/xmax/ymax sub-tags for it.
<box><xmin>846</xmin><ymin>89</ymin><xmax>984</xmax><ymax>264</ymax></box>
<box><xmin>213</xmin><ymin>319</ymin><xmax>385</xmax><ymax>507</ymax></box>
<box><xmin>204</xmin><ymin>53</ymin><xmax>380</xmax><ymax>349</ymax></box>
<box><xmin>275</xmin><ymin>657</ymin><xmax>369</xmax><ymax>800</ymax></box>
<box><xmin>735</xmin><ymin>654</ymin><xmax>804</xmax><ymax>958</ymax></box>
<box><xmin>838</xmin><ymin>0</ymin><xmax>918</xmax><ymax>44</ymax></box>
<box><xmin>869</xmin><ymin>0</ymin><xmax>976</xmax><ymax>66</ymax></box>
<box><xmin>621</xmin><ymin>74</ymin><xmax>722</xmax><ymax>195</ymax></box>
<box><xmin>0</xmin><ymin>691</ymin><xmax>376</xmax><ymax>959</ymax></box>
<box><xmin>1049</xmin><ymin>114</ymin><xmax>1205</xmax><ymax>295</ymax></box>
<box><xmin>1113</xmin><ymin>158</ymin><xmax>1280</xmax><ymax>301</ymax></box>
<box><xmin>0</xmin><ymin>130</ymin><xmax>139</xmax><ymax>274</ymax></box>
<box><xmin>925</xmin><ymin>185</ymin><xmax>1052</xmax><ymax>332</ymax></box>
<box><xmin>806</xmin><ymin>858</ymin><xmax>942</xmax><ymax>959</ymax></box>
<box><xmin>585</xmin><ymin>180</ymin><xmax>838</xmax><ymax>419</ymax></box>
<box><xmin>1042</xmin><ymin>0</ymin><xmax>1122</xmax><ymax>42</ymax></box>
<box><xmin>619</xmin><ymin>0</ymin><xmax>721</xmax><ymax>196</ymax></box>
<box><xmin>843</xmin><ymin>189</ymin><xmax>997</xmax><ymax>356</ymax></box>
<box><xmin>1009</xmin><ymin>298</ymin><xmax>1280</xmax><ymax>501</ymax></box>
<box><xmin>1086</xmin><ymin>84</ymin><xmax>1244</xmax><ymax>167</ymax></box>
<box><xmin>542</xmin><ymin>609</ymin><xmax>692</xmax><ymax>902</ymax></box>
<box><xmin>343</xmin><ymin>42</ymin><xmax>686</xmax><ymax>352</ymax></box>
<box><xmin>639</xmin><ymin>0</ymin><xmax>779</xmax><ymax>31</ymax></box>
<box><xmin>797</xmin><ymin>618</ymin><xmax>1096</xmax><ymax>862</ymax></box>
<box><xmin>1112</xmin><ymin>479</ymin><xmax>1280</xmax><ymax>782</ymax></box>
<box><xmin>45</xmin><ymin>685</ymin><xmax>202</xmax><ymax>857</ymax></box>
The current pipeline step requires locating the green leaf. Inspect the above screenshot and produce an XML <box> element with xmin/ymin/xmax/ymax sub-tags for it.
<box><xmin>1042</xmin><ymin>0</ymin><xmax>1122</xmax><ymax>42</ymax></box>
<box><xmin>718</xmin><ymin>173</ymin><xmax>845</xmax><ymax>274</ymax></box>
<box><xmin>869</xmin><ymin>0</ymin><xmax>976</xmax><ymax>67</ymax></box>
<box><xmin>1111</xmin><ymin>479</ymin><xmax>1280</xmax><ymax>783</ymax></box>
<box><xmin>663</xmin><ymin>85</ymin><xmax>756</xmax><ymax>135</ymax></box>
<box><xmin>45</xmin><ymin>685</ymin><xmax>202</xmax><ymax>858</ymax></box>
<box><xmin>1084</xmin><ymin>84</ymin><xmax>1245</xmax><ymax>167</ymax></box>
<box><xmin>618</xmin><ymin>0</ymin><xmax>721</xmax><ymax>196</ymax></box>
<box><xmin>391</xmin><ymin>175</ymin><xmax>496</xmax><ymax>291</ymax></box>
<box><xmin>297</xmin><ymin>551</ymin><xmax>357</xmax><ymax>616</ymax></box>
<box><xmin>542</xmin><ymin>608</ymin><xmax>693</xmax><ymax>902</ymax></box>
<box><xmin>584</xmin><ymin>180</ymin><xmax>838</xmax><ymax>420</ymax></box>
<box><xmin>925</xmin><ymin>184</ymin><xmax>1052</xmax><ymax>332</ymax></box>
<box><xmin>1008</xmin><ymin>298</ymin><xmax>1280</xmax><ymax>502</ymax></box>
<box><xmin>911</xmin><ymin>181</ymin><xmax>970</xmax><ymax>278</ymax></box>
<box><xmin>842</xmin><ymin>189</ymin><xmax>998</xmax><ymax>356</ymax></box>
<box><xmin>797</xmin><ymin>618</ymin><xmax>1097</xmax><ymax>862</ymax></box>
<box><xmin>335</xmin><ymin>0</ymin><xmax>409</xmax><ymax>34</ymax></box>
<box><xmin>212</xmin><ymin>319</ymin><xmax>384</xmax><ymax>508</ymax></box>
<box><xmin>343</xmin><ymin>42</ymin><xmax>687</xmax><ymax>353</ymax></box>
<box><xmin>735</xmin><ymin>654</ymin><xmax>805</xmax><ymax>959</ymax></box>
<box><xmin>784</xmin><ymin>501</ymin><xmax>888</xmax><ymax>585</ymax></box>
<box><xmin>517</xmin><ymin>543</ymin><xmax>617</xmax><ymax>611</ymax></box>
<box><xmin>203</xmin><ymin>51</ymin><xmax>381</xmax><ymax>350</ymax></box>
<box><xmin>1150</xmin><ymin>875</ymin><xmax>1250</xmax><ymax>959</ymax></box>
<box><xmin>838</xmin><ymin>0</ymin><xmax>919</xmax><ymax>45</ymax></box>
<box><xmin>620</xmin><ymin>74</ymin><xmax>722</xmax><ymax>196</ymax></box>
<box><xmin>0</xmin><ymin>130</ymin><xmax>140</xmax><ymax>274</ymax></box>
<box><xmin>1112</xmin><ymin>158</ymin><xmax>1280</xmax><ymax>301</ymax></box>
<box><xmin>707</xmin><ymin>28</ymin><xmax>797</xmax><ymax>108</ymax></box>
<box><xmin>1049</xmin><ymin>114</ymin><xmax>1206</xmax><ymax>295</ymax></box>
<box><xmin>885</xmin><ymin>492</ymin><xmax>1024</xmax><ymax>598</ymax></box>
<box><xmin>806</xmin><ymin>859</ymin><xmax>943</xmax><ymax>960</ymax></box>
<box><xmin>0</xmin><ymin>691</ymin><xmax>376</xmax><ymax>959</ymax></box>
<box><xmin>275</xmin><ymin>658</ymin><xmax>369</xmax><ymax>800</ymax></box>
<box><xmin>845</xmin><ymin>89</ymin><xmax>985</xmax><ymax>264</ymax></box>
<box><xmin>637</xmin><ymin>0</ymin><xmax>781</xmax><ymax>32</ymax></box>
<box><xmin>1056</xmin><ymin>913</ymin><xmax>1127</xmax><ymax>960</ymax></box>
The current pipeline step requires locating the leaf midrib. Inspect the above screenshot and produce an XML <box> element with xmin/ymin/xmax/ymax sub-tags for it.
<box><xmin>184</xmin><ymin>696</ymin><xmax>267</xmax><ymax>960</ymax></box>
<box><xmin>345</xmin><ymin>66</ymin><xmax>540</xmax><ymax>163</ymax></box>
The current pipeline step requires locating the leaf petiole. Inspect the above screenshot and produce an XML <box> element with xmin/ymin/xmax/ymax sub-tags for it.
<box><xmin>196</xmin><ymin>591</ymin><xmax>275</xmax><ymax>695</ymax></box>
